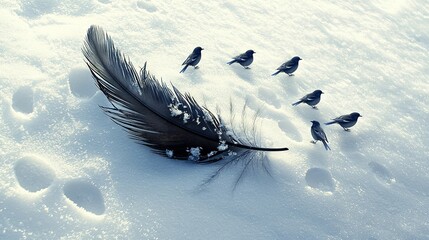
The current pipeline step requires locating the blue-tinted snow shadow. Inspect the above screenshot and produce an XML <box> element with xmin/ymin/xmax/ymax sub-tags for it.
<box><xmin>336</xmin><ymin>129</ymin><xmax>360</xmax><ymax>152</ymax></box>
<box><xmin>230</xmin><ymin>65</ymin><xmax>255</xmax><ymax>83</ymax></box>
<box><xmin>292</xmin><ymin>105</ymin><xmax>324</xmax><ymax>124</ymax></box>
<box><xmin>279</xmin><ymin>75</ymin><xmax>300</xmax><ymax>97</ymax></box>
<box><xmin>185</xmin><ymin>68</ymin><xmax>203</xmax><ymax>84</ymax></box>
<box><xmin>306</xmin><ymin>145</ymin><xmax>330</xmax><ymax>167</ymax></box>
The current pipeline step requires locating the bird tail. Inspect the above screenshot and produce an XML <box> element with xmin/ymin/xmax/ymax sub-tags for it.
<box><xmin>324</xmin><ymin>120</ymin><xmax>336</xmax><ymax>125</ymax></box>
<box><xmin>322</xmin><ymin>140</ymin><xmax>331</xmax><ymax>151</ymax></box>
<box><xmin>271</xmin><ymin>70</ymin><xmax>281</xmax><ymax>76</ymax></box>
<box><xmin>227</xmin><ymin>59</ymin><xmax>237</xmax><ymax>65</ymax></box>
<box><xmin>292</xmin><ymin>100</ymin><xmax>303</xmax><ymax>106</ymax></box>
<box><xmin>179</xmin><ymin>64</ymin><xmax>188</xmax><ymax>73</ymax></box>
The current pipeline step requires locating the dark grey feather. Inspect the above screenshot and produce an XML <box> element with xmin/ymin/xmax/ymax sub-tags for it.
<box><xmin>82</xmin><ymin>25</ymin><xmax>288</xmax><ymax>163</ymax></box>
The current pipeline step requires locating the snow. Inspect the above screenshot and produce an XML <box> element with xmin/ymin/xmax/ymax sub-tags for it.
<box><xmin>1</xmin><ymin>0</ymin><xmax>429</xmax><ymax>239</ymax></box>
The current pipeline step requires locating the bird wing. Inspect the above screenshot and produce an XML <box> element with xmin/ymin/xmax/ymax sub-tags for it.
<box><xmin>303</xmin><ymin>93</ymin><xmax>316</xmax><ymax>101</ymax></box>
<box><xmin>314</xmin><ymin>126</ymin><xmax>328</xmax><ymax>142</ymax></box>
<box><xmin>334</xmin><ymin>115</ymin><xmax>352</xmax><ymax>123</ymax></box>
<box><xmin>277</xmin><ymin>60</ymin><xmax>293</xmax><ymax>70</ymax></box>
<box><xmin>322</xmin><ymin>130</ymin><xmax>328</xmax><ymax>142</ymax></box>
<box><xmin>233</xmin><ymin>52</ymin><xmax>248</xmax><ymax>61</ymax></box>
<box><xmin>182</xmin><ymin>53</ymin><xmax>198</xmax><ymax>65</ymax></box>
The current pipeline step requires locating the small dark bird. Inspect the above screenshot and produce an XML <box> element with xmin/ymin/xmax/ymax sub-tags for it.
<box><xmin>325</xmin><ymin>112</ymin><xmax>362</xmax><ymax>131</ymax></box>
<box><xmin>272</xmin><ymin>56</ymin><xmax>302</xmax><ymax>76</ymax></box>
<box><xmin>180</xmin><ymin>47</ymin><xmax>203</xmax><ymax>73</ymax></box>
<box><xmin>311</xmin><ymin>121</ymin><xmax>330</xmax><ymax>150</ymax></box>
<box><xmin>227</xmin><ymin>50</ymin><xmax>255</xmax><ymax>69</ymax></box>
<box><xmin>292</xmin><ymin>90</ymin><xmax>323</xmax><ymax>108</ymax></box>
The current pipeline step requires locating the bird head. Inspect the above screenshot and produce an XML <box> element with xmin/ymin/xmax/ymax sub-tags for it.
<box><xmin>246</xmin><ymin>50</ymin><xmax>255</xmax><ymax>56</ymax></box>
<box><xmin>194</xmin><ymin>46</ymin><xmax>204</xmax><ymax>53</ymax></box>
<box><xmin>350</xmin><ymin>112</ymin><xmax>362</xmax><ymax>119</ymax></box>
<box><xmin>292</xmin><ymin>56</ymin><xmax>302</xmax><ymax>62</ymax></box>
<box><xmin>310</xmin><ymin>120</ymin><xmax>320</xmax><ymax>126</ymax></box>
<box><xmin>314</xmin><ymin>90</ymin><xmax>324</xmax><ymax>96</ymax></box>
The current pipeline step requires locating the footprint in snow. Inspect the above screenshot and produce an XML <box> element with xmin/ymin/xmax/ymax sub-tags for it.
<box><xmin>305</xmin><ymin>168</ymin><xmax>335</xmax><ymax>192</ymax></box>
<box><xmin>14</xmin><ymin>154</ymin><xmax>106</xmax><ymax>217</ymax></box>
<box><xmin>137</xmin><ymin>0</ymin><xmax>157</xmax><ymax>12</ymax></box>
<box><xmin>63</xmin><ymin>180</ymin><xmax>106</xmax><ymax>216</ymax></box>
<box><xmin>14</xmin><ymin>156</ymin><xmax>56</xmax><ymax>193</ymax></box>
<box><xmin>368</xmin><ymin>161</ymin><xmax>395</xmax><ymax>185</ymax></box>
<box><xmin>12</xmin><ymin>86</ymin><xmax>34</xmax><ymax>114</ymax></box>
<box><xmin>68</xmin><ymin>67</ymin><xmax>98</xmax><ymax>99</ymax></box>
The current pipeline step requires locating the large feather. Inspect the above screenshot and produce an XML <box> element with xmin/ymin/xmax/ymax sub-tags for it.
<box><xmin>82</xmin><ymin>25</ymin><xmax>288</xmax><ymax>163</ymax></box>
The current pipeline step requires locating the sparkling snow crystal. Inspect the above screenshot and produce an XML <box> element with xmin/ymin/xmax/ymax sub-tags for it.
<box><xmin>188</xmin><ymin>147</ymin><xmax>201</xmax><ymax>161</ymax></box>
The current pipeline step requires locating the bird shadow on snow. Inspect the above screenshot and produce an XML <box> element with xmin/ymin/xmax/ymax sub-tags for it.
<box><xmin>231</xmin><ymin>66</ymin><xmax>255</xmax><ymax>83</ymax></box>
<box><xmin>185</xmin><ymin>68</ymin><xmax>203</xmax><ymax>85</ymax></box>
<box><xmin>279</xmin><ymin>75</ymin><xmax>300</xmax><ymax>97</ymax></box>
<box><xmin>336</xmin><ymin>130</ymin><xmax>360</xmax><ymax>152</ymax></box>
<box><xmin>293</xmin><ymin>107</ymin><xmax>324</xmax><ymax>127</ymax></box>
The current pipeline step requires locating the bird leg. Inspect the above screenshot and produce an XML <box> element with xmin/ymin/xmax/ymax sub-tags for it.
<box><xmin>311</xmin><ymin>106</ymin><xmax>318</xmax><ymax>110</ymax></box>
<box><xmin>288</xmin><ymin>73</ymin><xmax>294</xmax><ymax>76</ymax></box>
<box><xmin>343</xmin><ymin>128</ymin><xmax>350</xmax><ymax>131</ymax></box>
<box><xmin>244</xmin><ymin>66</ymin><xmax>251</xmax><ymax>69</ymax></box>
<box><xmin>311</xmin><ymin>140</ymin><xmax>317</xmax><ymax>144</ymax></box>
<box><xmin>194</xmin><ymin>66</ymin><xmax>199</xmax><ymax>69</ymax></box>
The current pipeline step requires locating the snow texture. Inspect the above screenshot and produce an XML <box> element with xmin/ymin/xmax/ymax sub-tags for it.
<box><xmin>1</xmin><ymin>0</ymin><xmax>428</xmax><ymax>239</ymax></box>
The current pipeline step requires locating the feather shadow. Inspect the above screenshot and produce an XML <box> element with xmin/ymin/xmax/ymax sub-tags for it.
<box><xmin>82</xmin><ymin>25</ymin><xmax>288</xmax><ymax>181</ymax></box>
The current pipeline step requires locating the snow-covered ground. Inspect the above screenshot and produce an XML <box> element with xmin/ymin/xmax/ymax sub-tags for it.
<box><xmin>1</xmin><ymin>0</ymin><xmax>428</xmax><ymax>239</ymax></box>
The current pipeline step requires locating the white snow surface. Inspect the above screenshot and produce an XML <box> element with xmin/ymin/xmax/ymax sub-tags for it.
<box><xmin>1</xmin><ymin>1</ymin><xmax>429</xmax><ymax>239</ymax></box>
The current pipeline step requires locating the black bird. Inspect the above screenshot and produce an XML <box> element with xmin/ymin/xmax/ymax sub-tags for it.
<box><xmin>325</xmin><ymin>112</ymin><xmax>362</xmax><ymax>131</ymax></box>
<box><xmin>180</xmin><ymin>47</ymin><xmax>203</xmax><ymax>73</ymax></box>
<box><xmin>292</xmin><ymin>90</ymin><xmax>323</xmax><ymax>108</ymax></box>
<box><xmin>272</xmin><ymin>56</ymin><xmax>302</xmax><ymax>76</ymax></box>
<box><xmin>311</xmin><ymin>121</ymin><xmax>331</xmax><ymax>150</ymax></box>
<box><xmin>227</xmin><ymin>50</ymin><xmax>255</xmax><ymax>69</ymax></box>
